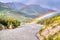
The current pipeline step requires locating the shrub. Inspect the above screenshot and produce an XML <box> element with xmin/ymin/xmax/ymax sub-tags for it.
<box><xmin>0</xmin><ymin>16</ymin><xmax>20</xmax><ymax>29</ymax></box>
<box><xmin>55</xmin><ymin>36</ymin><xmax>60</xmax><ymax>40</ymax></box>
<box><xmin>43</xmin><ymin>36</ymin><xmax>47</xmax><ymax>40</ymax></box>
<box><xmin>48</xmin><ymin>35</ymin><xmax>53</xmax><ymax>40</ymax></box>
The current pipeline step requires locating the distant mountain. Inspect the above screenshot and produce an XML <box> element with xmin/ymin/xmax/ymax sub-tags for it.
<box><xmin>0</xmin><ymin>10</ymin><xmax>30</xmax><ymax>23</ymax></box>
<box><xmin>0</xmin><ymin>2</ymin><xmax>55</xmax><ymax>19</ymax></box>
<box><xmin>20</xmin><ymin>5</ymin><xmax>55</xmax><ymax>18</ymax></box>
<box><xmin>0</xmin><ymin>2</ymin><xmax>11</xmax><ymax>11</ymax></box>
<box><xmin>0</xmin><ymin>2</ymin><xmax>30</xmax><ymax>23</ymax></box>
<box><xmin>1</xmin><ymin>2</ymin><xmax>25</xmax><ymax>10</ymax></box>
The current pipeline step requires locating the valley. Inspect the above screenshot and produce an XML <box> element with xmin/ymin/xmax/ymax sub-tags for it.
<box><xmin>0</xmin><ymin>1</ymin><xmax>59</xmax><ymax>40</ymax></box>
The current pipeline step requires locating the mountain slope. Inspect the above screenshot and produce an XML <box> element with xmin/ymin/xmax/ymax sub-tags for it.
<box><xmin>37</xmin><ymin>12</ymin><xmax>60</xmax><ymax>40</ymax></box>
<box><xmin>0</xmin><ymin>10</ymin><xmax>30</xmax><ymax>23</ymax></box>
<box><xmin>3</xmin><ymin>2</ymin><xmax>26</xmax><ymax>10</ymax></box>
<box><xmin>20</xmin><ymin>5</ymin><xmax>55</xmax><ymax>18</ymax></box>
<box><xmin>0</xmin><ymin>2</ymin><xmax>11</xmax><ymax>11</ymax></box>
<box><xmin>0</xmin><ymin>5</ymin><xmax>30</xmax><ymax>23</ymax></box>
<box><xmin>0</xmin><ymin>2</ymin><xmax>55</xmax><ymax>20</ymax></box>
<box><xmin>0</xmin><ymin>2</ymin><xmax>55</xmax><ymax>18</ymax></box>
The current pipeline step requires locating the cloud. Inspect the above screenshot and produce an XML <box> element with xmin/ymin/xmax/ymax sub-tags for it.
<box><xmin>0</xmin><ymin>0</ymin><xmax>60</xmax><ymax>10</ymax></box>
<box><xmin>34</xmin><ymin>0</ymin><xmax>60</xmax><ymax>10</ymax></box>
<box><xmin>25</xmin><ymin>0</ymin><xmax>36</xmax><ymax>5</ymax></box>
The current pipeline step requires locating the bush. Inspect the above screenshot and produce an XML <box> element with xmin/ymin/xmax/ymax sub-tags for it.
<box><xmin>48</xmin><ymin>35</ymin><xmax>53</xmax><ymax>40</ymax></box>
<box><xmin>43</xmin><ymin>36</ymin><xmax>47</xmax><ymax>40</ymax></box>
<box><xmin>55</xmin><ymin>36</ymin><xmax>60</xmax><ymax>40</ymax></box>
<box><xmin>0</xmin><ymin>16</ymin><xmax>20</xmax><ymax>29</ymax></box>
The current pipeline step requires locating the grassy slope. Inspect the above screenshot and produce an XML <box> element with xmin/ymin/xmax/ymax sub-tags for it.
<box><xmin>37</xmin><ymin>14</ymin><xmax>60</xmax><ymax>40</ymax></box>
<box><xmin>0</xmin><ymin>10</ymin><xmax>31</xmax><ymax>23</ymax></box>
<box><xmin>0</xmin><ymin>4</ymin><xmax>32</xmax><ymax>24</ymax></box>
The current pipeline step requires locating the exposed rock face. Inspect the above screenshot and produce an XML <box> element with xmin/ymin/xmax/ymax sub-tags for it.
<box><xmin>0</xmin><ymin>24</ymin><xmax>43</xmax><ymax>40</ymax></box>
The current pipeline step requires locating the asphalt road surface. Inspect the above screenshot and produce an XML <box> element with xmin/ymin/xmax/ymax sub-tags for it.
<box><xmin>0</xmin><ymin>24</ymin><xmax>44</xmax><ymax>40</ymax></box>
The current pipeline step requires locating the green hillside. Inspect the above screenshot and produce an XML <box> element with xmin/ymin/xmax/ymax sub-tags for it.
<box><xmin>0</xmin><ymin>4</ymin><xmax>32</xmax><ymax>23</ymax></box>
<box><xmin>0</xmin><ymin>15</ymin><xmax>20</xmax><ymax>30</ymax></box>
<box><xmin>37</xmin><ymin>14</ymin><xmax>60</xmax><ymax>40</ymax></box>
<box><xmin>0</xmin><ymin>10</ymin><xmax>31</xmax><ymax>23</ymax></box>
<box><xmin>0</xmin><ymin>5</ymin><xmax>32</xmax><ymax>30</ymax></box>
<box><xmin>37</xmin><ymin>15</ymin><xmax>60</xmax><ymax>26</ymax></box>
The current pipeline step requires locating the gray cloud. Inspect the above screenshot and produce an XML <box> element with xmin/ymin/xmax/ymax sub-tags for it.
<box><xmin>0</xmin><ymin>0</ymin><xmax>60</xmax><ymax>10</ymax></box>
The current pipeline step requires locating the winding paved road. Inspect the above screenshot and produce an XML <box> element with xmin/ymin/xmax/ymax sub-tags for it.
<box><xmin>0</xmin><ymin>24</ymin><xmax>44</xmax><ymax>40</ymax></box>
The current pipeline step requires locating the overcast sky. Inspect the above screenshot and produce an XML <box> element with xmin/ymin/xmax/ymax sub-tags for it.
<box><xmin>0</xmin><ymin>0</ymin><xmax>60</xmax><ymax>10</ymax></box>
